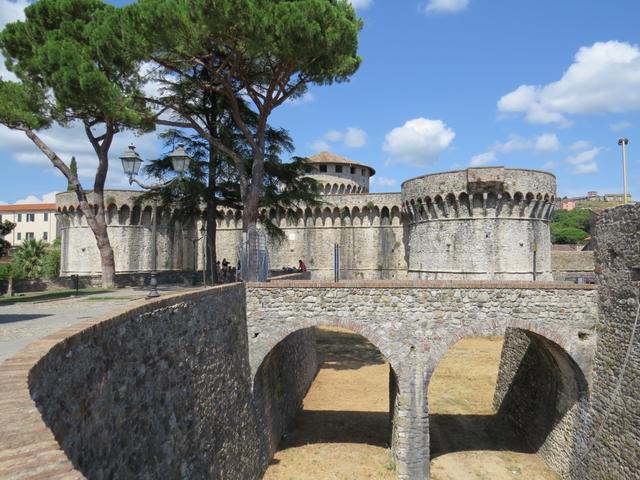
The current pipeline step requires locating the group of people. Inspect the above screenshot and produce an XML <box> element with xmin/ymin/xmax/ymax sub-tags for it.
<box><xmin>216</xmin><ymin>258</ymin><xmax>237</xmax><ymax>282</ymax></box>
<box><xmin>281</xmin><ymin>259</ymin><xmax>307</xmax><ymax>273</ymax></box>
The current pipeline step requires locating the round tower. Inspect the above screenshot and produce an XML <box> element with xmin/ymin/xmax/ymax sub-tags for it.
<box><xmin>401</xmin><ymin>167</ymin><xmax>556</xmax><ymax>280</ymax></box>
<box><xmin>305</xmin><ymin>151</ymin><xmax>375</xmax><ymax>194</ymax></box>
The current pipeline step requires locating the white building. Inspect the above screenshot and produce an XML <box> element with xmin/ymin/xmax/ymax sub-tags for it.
<box><xmin>0</xmin><ymin>203</ymin><xmax>58</xmax><ymax>246</ymax></box>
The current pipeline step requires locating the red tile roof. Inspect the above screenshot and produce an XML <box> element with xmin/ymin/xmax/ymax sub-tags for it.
<box><xmin>0</xmin><ymin>203</ymin><xmax>57</xmax><ymax>213</ymax></box>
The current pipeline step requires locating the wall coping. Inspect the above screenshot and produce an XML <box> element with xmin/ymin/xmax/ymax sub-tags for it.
<box><xmin>247</xmin><ymin>280</ymin><xmax>598</xmax><ymax>290</ymax></box>
<box><xmin>0</xmin><ymin>284</ymin><xmax>240</xmax><ymax>480</ymax></box>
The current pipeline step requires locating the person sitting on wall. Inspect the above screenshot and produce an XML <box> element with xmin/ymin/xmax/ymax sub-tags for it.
<box><xmin>221</xmin><ymin>258</ymin><xmax>229</xmax><ymax>281</ymax></box>
<box><xmin>298</xmin><ymin>259</ymin><xmax>307</xmax><ymax>272</ymax></box>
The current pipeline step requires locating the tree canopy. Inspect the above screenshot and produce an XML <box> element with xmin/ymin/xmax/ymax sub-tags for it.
<box><xmin>0</xmin><ymin>0</ymin><xmax>155</xmax><ymax>287</ymax></box>
<box><xmin>550</xmin><ymin>209</ymin><xmax>593</xmax><ymax>244</ymax></box>
<box><xmin>129</xmin><ymin>0</ymin><xmax>361</xmax><ymax>280</ymax></box>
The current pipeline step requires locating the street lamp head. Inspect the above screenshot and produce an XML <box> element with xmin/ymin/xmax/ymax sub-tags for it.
<box><xmin>618</xmin><ymin>138</ymin><xmax>629</xmax><ymax>146</ymax></box>
<box><xmin>119</xmin><ymin>144</ymin><xmax>143</xmax><ymax>181</ymax></box>
<box><xmin>166</xmin><ymin>143</ymin><xmax>191</xmax><ymax>176</ymax></box>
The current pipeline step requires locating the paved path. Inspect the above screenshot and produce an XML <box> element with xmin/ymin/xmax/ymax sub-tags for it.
<box><xmin>0</xmin><ymin>286</ymin><xmax>200</xmax><ymax>363</ymax></box>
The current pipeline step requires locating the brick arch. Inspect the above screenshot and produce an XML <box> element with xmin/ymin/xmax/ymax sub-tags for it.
<box><xmin>249</xmin><ymin>320</ymin><xmax>407</xmax><ymax>389</ymax></box>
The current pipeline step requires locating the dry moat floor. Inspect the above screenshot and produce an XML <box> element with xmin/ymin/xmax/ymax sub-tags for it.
<box><xmin>263</xmin><ymin>327</ymin><xmax>559</xmax><ymax>480</ymax></box>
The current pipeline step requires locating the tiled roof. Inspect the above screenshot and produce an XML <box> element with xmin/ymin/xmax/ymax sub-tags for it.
<box><xmin>0</xmin><ymin>203</ymin><xmax>57</xmax><ymax>213</ymax></box>
<box><xmin>307</xmin><ymin>152</ymin><xmax>376</xmax><ymax>175</ymax></box>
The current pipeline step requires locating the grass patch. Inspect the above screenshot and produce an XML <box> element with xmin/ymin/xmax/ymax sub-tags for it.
<box><xmin>81</xmin><ymin>296</ymin><xmax>133</xmax><ymax>302</ymax></box>
<box><xmin>0</xmin><ymin>288</ymin><xmax>114</xmax><ymax>305</ymax></box>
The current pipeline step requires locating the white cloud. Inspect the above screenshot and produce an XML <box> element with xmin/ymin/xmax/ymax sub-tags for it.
<box><xmin>534</xmin><ymin>133</ymin><xmax>561</xmax><ymax>152</ymax></box>
<box><xmin>469</xmin><ymin>151</ymin><xmax>496</xmax><ymax>167</ymax></box>
<box><xmin>286</xmin><ymin>91</ymin><xmax>315</xmax><ymax>106</ymax></box>
<box><xmin>542</xmin><ymin>161</ymin><xmax>559</xmax><ymax>170</ymax></box>
<box><xmin>493</xmin><ymin>133</ymin><xmax>560</xmax><ymax>153</ymax></box>
<box><xmin>494</xmin><ymin>135</ymin><xmax>532</xmax><ymax>153</ymax></box>
<box><xmin>0</xmin><ymin>120</ymin><xmax>163</xmax><ymax>190</ymax></box>
<box><xmin>423</xmin><ymin>0</ymin><xmax>469</xmax><ymax>14</ymax></box>
<box><xmin>610</xmin><ymin>121</ymin><xmax>632</xmax><ymax>132</ymax></box>
<box><xmin>568</xmin><ymin>140</ymin><xmax>591</xmax><ymax>151</ymax></box>
<box><xmin>383</xmin><ymin>118</ymin><xmax>455</xmax><ymax>167</ymax></box>
<box><xmin>0</xmin><ymin>0</ymin><xmax>29</xmax><ymax>81</ymax></box>
<box><xmin>311</xmin><ymin>126</ymin><xmax>368</xmax><ymax>151</ymax></box>
<box><xmin>325</xmin><ymin>130</ymin><xmax>343</xmax><ymax>142</ymax></box>
<box><xmin>565</xmin><ymin>147</ymin><xmax>601</xmax><ymax>175</ymax></box>
<box><xmin>374</xmin><ymin>176</ymin><xmax>397</xmax><ymax>187</ymax></box>
<box><xmin>310</xmin><ymin>139</ymin><xmax>331</xmax><ymax>152</ymax></box>
<box><xmin>344</xmin><ymin>127</ymin><xmax>367</xmax><ymax>148</ymax></box>
<box><xmin>15</xmin><ymin>191</ymin><xmax>57</xmax><ymax>204</ymax></box>
<box><xmin>348</xmin><ymin>0</ymin><xmax>373</xmax><ymax>10</ymax></box>
<box><xmin>498</xmin><ymin>41</ymin><xmax>640</xmax><ymax>124</ymax></box>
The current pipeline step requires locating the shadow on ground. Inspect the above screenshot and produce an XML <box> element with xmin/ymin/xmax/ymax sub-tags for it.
<box><xmin>430</xmin><ymin>413</ymin><xmax>534</xmax><ymax>459</ymax></box>
<box><xmin>315</xmin><ymin>328</ymin><xmax>386</xmax><ymax>370</ymax></box>
<box><xmin>280</xmin><ymin>410</ymin><xmax>391</xmax><ymax>448</ymax></box>
<box><xmin>0</xmin><ymin>314</ymin><xmax>53</xmax><ymax>325</ymax></box>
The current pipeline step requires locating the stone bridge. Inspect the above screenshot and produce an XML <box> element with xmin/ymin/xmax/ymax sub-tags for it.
<box><xmin>246</xmin><ymin>280</ymin><xmax>599</xmax><ymax>479</ymax></box>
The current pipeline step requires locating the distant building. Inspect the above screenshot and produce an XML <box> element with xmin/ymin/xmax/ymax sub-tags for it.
<box><xmin>557</xmin><ymin>191</ymin><xmax>633</xmax><ymax>210</ymax></box>
<box><xmin>0</xmin><ymin>203</ymin><xmax>58</xmax><ymax>246</ymax></box>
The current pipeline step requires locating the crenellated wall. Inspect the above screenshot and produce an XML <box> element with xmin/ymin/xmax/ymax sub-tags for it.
<box><xmin>56</xmin><ymin>191</ymin><xmax>198</xmax><ymax>276</ymax></box>
<box><xmin>57</xmin><ymin>190</ymin><xmax>408</xmax><ymax>280</ymax></box>
<box><xmin>56</xmin><ymin>166</ymin><xmax>558</xmax><ymax>282</ymax></box>
<box><xmin>402</xmin><ymin>167</ymin><xmax>556</xmax><ymax>280</ymax></box>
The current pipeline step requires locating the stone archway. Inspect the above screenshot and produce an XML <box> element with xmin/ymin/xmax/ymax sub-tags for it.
<box><xmin>424</xmin><ymin>326</ymin><xmax>591</xmax><ymax>479</ymax></box>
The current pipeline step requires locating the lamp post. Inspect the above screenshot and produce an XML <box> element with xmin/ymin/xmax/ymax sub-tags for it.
<box><xmin>119</xmin><ymin>143</ymin><xmax>191</xmax><ymax>298</ymax></box>
<box><xmin>191</xmin><ymin>224</ymin><xmax>207</xmax><ymax>287</ymax></box>
<box><xmin>618</xmin><ymin>138</ymin><xmax>629</xmax><ymax>205</ymax></box>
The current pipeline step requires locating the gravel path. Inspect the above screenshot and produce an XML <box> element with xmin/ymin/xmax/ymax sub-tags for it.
<box><xmin>0</xmin><ymin>286</ymin><xmax>198</xmax><ymax>363</ymax></box>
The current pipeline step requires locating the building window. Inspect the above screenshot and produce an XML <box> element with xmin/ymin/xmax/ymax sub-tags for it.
<box><xmin>26</xmin><ymin>232</ymin><xmax>34</xmax><ymax>240</ymax></box>
<box><xmin>26</xmin><ymin>213</ymin><xmax>35</xmax><ymax>222</ymax></box>
<box><xmin>361</xmin><ymin>168</ymin><xmax>365</xmax><ymax>176</ymax></box>
<box><xmin>44</xmin><ymin>213</ymin><xmax>49</xmax><ymax>221</ymax></box>
<box><xmin>16</xmin><ymin>232</ymin><xmax>21</xmax><ymax>240</ymax></box>
<box><xmin>319</xmin><ymin>165</ymin><xmax>327</xmax><ymax>173</ymax></box>
<box><xmin>335</xmin><ymin>165</ymin><xmax>343</xmax><ymax>173</ymax></box>
<box><xmin>350</xmin><ymin>167</ymin><xmax>356</xmax><ymax>174</ymax></box>
<box><xmin>17</xmin><ymin>214</ymin><xmax>22</xmax><ymax>222</ymax></box>
<box><xmin>43</xmin><ymin>232</ymin><xmax>48</xmax><ymax>241</ymax></box>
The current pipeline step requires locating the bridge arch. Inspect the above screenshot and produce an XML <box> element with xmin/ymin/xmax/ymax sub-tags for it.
<box><xmin>250</xmin><ymin>321</ymin><xmax>404</xmax><ymax>388</ymax></box>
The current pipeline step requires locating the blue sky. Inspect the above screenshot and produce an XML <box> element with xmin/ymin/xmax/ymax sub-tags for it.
<box><xmin>1</xmin><ymin>0</ymin><xmax>640</xmax><ymax>203</ymax></box>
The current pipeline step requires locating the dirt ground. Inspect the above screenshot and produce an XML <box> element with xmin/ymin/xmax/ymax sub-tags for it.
<box><xmin>263</xmin><ymin>328</ymin><xmax>558</xmax><ymax>480</ymax></box>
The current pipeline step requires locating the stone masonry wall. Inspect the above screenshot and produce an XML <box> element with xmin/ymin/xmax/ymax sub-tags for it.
<box><xmin>573</xmin><ymin>204</ymin><xmax>640</xmax><ymax>479</ymax></box>
<box><xmin>494</xmin><ymin>328</ymin><xmax>591</xmax><ymax>476</ymax></box>
<box><xmin>551</xmin><ymin>250</ymin><xmax>595</xmax><ymax>282</ymax></box>
<box><xmin>246</xmin><ymin>281</ymin><xmax>598</xmax><ymax>480</ymax></box>
<box><xmin>27</xmin><ymin>285</ymin><xmax>317</xmax><ymax>479</ymax></box>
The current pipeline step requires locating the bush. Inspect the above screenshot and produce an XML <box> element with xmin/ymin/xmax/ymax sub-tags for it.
<box><xmin>550</xmin><ymin>209</ymin><xmax>593</xmax><ymax>244</ymax></box>
<box><xmin>551</xmin><ymin>225</ymin><xmax>590</xmax><ymax>244</ymax></box>
<box><xmin>12</xmin><ymin>239</ymin><xmax>47</xmax><ymax>278</ymax></box>
<box><xmin>41</xmin><ymin>238</ymin><xmax>61</xmax><ymax>279</ymax></box>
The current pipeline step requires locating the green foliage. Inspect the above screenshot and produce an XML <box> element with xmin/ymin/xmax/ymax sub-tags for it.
<box><xmin>0</xmin><ymin>220</ymin><xmax>16</xmax><ymax>257</ymax></box>
<box><xmin>550</xmin><ymin>209</ymin><xmax>592</xmax><ymax>244</ymax></box>
<box><xmin>67</xmin><ymin>157</ymin><xmax>78</xmax><ymax>191</ymax></box>
<box><xmin>41</xmin><ymin>238</ymin><xmax>62</xmax><ymax>278</ymax></box>
<box><xmin>0</xmin><ymin>0</ymin><xmax>151</xmax><ymax>129</ymax></box>
<box><xmin>551</xmin><ymin>226</ymin><xmax>590</xmax><ymax>245</ymax></box>
<box><xmin>0</xmin><ymin>262</ymin><xmax>26</xmax><ymax>281</ymax></box>
<box><xmin>132</xmin><ymin>0</ymin><xmax>362</xmax><ymax>90</ymax></box>
<box><xmin>12</xmin><ymin>239</ymin><xmax>47</xmax><ymax>278</ymax></box>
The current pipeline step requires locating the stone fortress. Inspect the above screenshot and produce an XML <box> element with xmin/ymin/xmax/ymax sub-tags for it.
<box><xmin>55</xmin><ymin>151</ymin><xmax>559</xmax><ymax>282</ymax></box>
<box><xmin>2</xmin><ymin>152</ymin><xmax>637</xmax><ymax>480</ymax></box>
